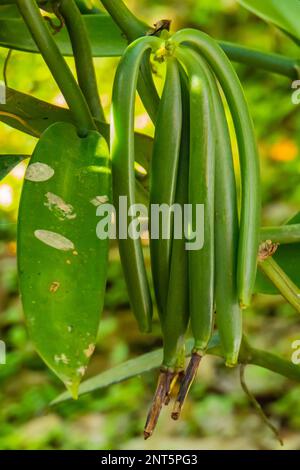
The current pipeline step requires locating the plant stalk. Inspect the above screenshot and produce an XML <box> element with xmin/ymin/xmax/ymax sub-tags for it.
<box><xmin>16</xmin><ymin>0</ymin><xmax>95</xmax><ymax>136</ymax></box>
<box><xmin>59</xmin><ymin>0</ymin><xmax>105</xmax><ymax>121</ymax></box>
<box><xmin>250</xmin><ymin>345</ymin><xmax>300</xmax><ymax>382</ymax></box>
<box><xmin>100</xmin><ymin>0</ymin><xmax>148</xmax><ymax>41</ymax></box>
<box><xmin>259</xmin><ymin>256</ymin><xmax>300</xmax><ymax>313</ymax></box>
<box><xmin>260</xmin><ymin>225</ymin><xmax>300</xmax><ymax>244</ymax></box>
<box><xmin>220</xmin><ymin>41</ymin><xmax>300</xmax><ymax>80</ymax></box>
<box><xmin>100</xmin><ymin>0</ymin><xmax>159</xmax><ymax>122</ymax></box>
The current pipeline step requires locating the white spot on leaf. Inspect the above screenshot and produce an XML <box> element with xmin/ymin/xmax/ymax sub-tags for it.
<box><xmin>84</xmin><ymin>344</ymin><xmax>95</xmax><ymax>358</ymax></box>
<box><xmin>77</xmin><ymin>366</ymin><xmax>87</xmax><ymax>377</ymax></box>
<box><xmin>54</xmin><ymin>354</ymin><xmax>69</xmax><ymax>365</ymax></box>
<box><xmin>44</xmin><ymin>192</ymin><xmax>77</xmax><ymax>220</ymax></box>
<box><xmin>25</xmin><ymin>162</ymin><xmax>54</xmax><ymax>182</ymax></box>
<box><xmin>34</xmin><ymin>230</ymin><xmax>74</xmax><ymax>251</ymax></box>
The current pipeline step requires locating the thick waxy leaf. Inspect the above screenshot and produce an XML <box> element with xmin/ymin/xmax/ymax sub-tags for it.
<box><xmin>0</xmin><ymin>13</ymin><xmax>127</xmax><ymax>57</ymax></box>
<box><xmin>18</xmin><ymin>122</ymin><xmax>111</xmax><ymax>398</ymax></box>
<box><xmin>238</xmin><ymin>0</ymin><xmax>300</xmax><ymax>42</ymax></box>
<box><xmin>255</xmin><ymin>213</ymin><xmax>300</xmax><ymax>295</ymax></box>
<box><xmin>0</xmin><ymin>88</ymin><xmax>152</xmax><ymax>172</ymax></box>
<box><xmin>0</xmin><ymin>4</ymin><xmax>20</xmax><ymax>18</ymax></box>
<box><xmin>53</xmin><ymin>348</ymin><xmax>165</xmax><ymax>405</ymax></box>
<box><xmin>0</xmin><ymin>88</ymin><xmax>71</xmax><ymax>137</ymax></box>
<box><xmin>0</xmin><ymin>154</ymin><xmax>28</xmax><ymax>180</ymax></box>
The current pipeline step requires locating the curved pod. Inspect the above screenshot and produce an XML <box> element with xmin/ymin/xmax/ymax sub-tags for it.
<box><xmin>173</xmin><ymin>29</ymin><xmax>261</xmax><ymax>308</ymax></box>
<box><xmin>150</xmin><ymin>57</ymin><xmax>182</xmax><ymax>318</ymax></box>
<box><xmin>111</xmin><ymin>36</ymin><xmax>162</xmax><ymax>333</ymax></box>
<box><xmin>175</xmin><ymin>46</ymin><xmax>216</xmax><ymax>355</ymax></box>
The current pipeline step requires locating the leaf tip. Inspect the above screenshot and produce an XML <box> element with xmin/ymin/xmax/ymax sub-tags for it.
<box><xmin>66</xmin><ymin>380</ymin><xmax>80</xmax><ymax>400</ymax></box>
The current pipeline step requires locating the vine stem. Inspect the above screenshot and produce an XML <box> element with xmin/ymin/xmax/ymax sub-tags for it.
<box><xmin>208</xmin><ymin>335</ymin><xmax>300</xmax><ymax>383</ymax></box>
<box><xmin>100</xmin><ymin>0</ymin><xmax>159</xmax><ymax>122</ymax></box>
<box><xmin>100</xmin><ymin>0</ymin><xmax>149</xmax><ymax>41</ymax></box>
<box><xmin>240</xmin><ymin>365</ymin><xmax>283</xmax><ymax>446</ymax></box>
<box><xmin>220</xmin><ymin>42</ymin><xmax>300</xmax><ymax>80</ymax></box>
<box><xmin>260</xmin><ymin>225</ymin><xmax>300</xmax><ymax>244</ymax></box>
<box><xmin>16</xmin><ymin>0</ymin><xmax>95</xmax><ymax>136</ymax></box>
<box><xmin>59</xmin><ymin>0</ymin><xmax>105</xmax><ymax>121</ymax></box>
<box><xmin>3</xmin><ymin>49</ymin><xmax>12</xmax><ymax>86</ymax></box>
<box><xmin>258</xmin><ymin>256</ymin><xmax>300</xmax><ymax>314</ymax></box>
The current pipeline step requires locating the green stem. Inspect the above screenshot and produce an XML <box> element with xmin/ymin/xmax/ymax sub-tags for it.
<box><xmin>100</xmin><ymin>0</ymin><xmax>148</xmax><ymax>41</ymax></box>
<box><xmin>16</xmin><ymin>0</ymin><xmax>94</xmax><ymax>136</ymax></box>
<box><xmin>240</xmin><ymin>365</ymin><xmax>283</xmax><ymax>446</ymax></box>
<box><xmin>250</xmin><ymin>345</ymin><xmax>300</xmax><ymax>382</ymax></box>
<box><xmin>260</xmin><ymin>225</ymin><xmax>300</xmax><ymax>244</ymax></box>
<box><xmin>3</xmin><ymin>49</ymin><xmax>12</xmax><ymax>86</ymax></box>
<box><xmin>259</xmin><ymin>257</ymin><xmax>300</xmax><ymax>313</ymax></box>
<box><xmin>100</xmin><ymin>0</ymin><xmax>159</xmax><ymax>122</ymax></box>
<box><xmin>220</xmin><ymin>41</ymin><xmax>300</xmax><ymax>80</ymax></box>
<box><xmin>59</xmin><ymin>0</ymin><xmax>105</xmax><ymax>121</ymax></box>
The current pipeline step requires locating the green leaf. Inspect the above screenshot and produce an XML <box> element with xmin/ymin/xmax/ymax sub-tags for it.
<box><xmin>238</xmin><ymin>0</ymin><xmax>300</xmax><ymax>42</ymax></box>
<box><xmin>0</xmin><ymin>154</ymin><xmax>28</xmax><ymax>180</ymax></box>
<box><xmin>0</xmin><ymin>13</ymin><xmax>127</xmax><ymax>57</ymax></box>
<box><xmin>0</xmin><ymin>87</ymin><xmax>71</xmax><ymax>137</ymax></box>
<box><xmin>52</xmin><ymin>347</ymin><xmax>166</xmax><ymax>405</ymax></box>
<box><xmin>255</xmin><ymin>212</ymin><xmax>300</xmax><ymax>295</ymax></box>
<box><xmin>0</xmin><ymin>5</ymin><xmax>20</xmax><ymax>18</ymax></box>
<box><xmin>18</xmin><ymin>122</ymin><xmax>111</xmax><ymax>398</ymax></box>
<box><xmin>0</xmin><ymin>88</ymin><xmax>152</xmax><ymax>172</ymax></box>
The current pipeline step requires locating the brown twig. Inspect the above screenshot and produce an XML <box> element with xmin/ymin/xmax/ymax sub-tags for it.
<box><xmin>172</xmin><ymin>352</ymin><xmax>202</xmax><ymax>420</ymax></box>
<box><xmin>144</xmin><ymin>369</ymin><xmax>175</xmax><ymax>439</ymax></box>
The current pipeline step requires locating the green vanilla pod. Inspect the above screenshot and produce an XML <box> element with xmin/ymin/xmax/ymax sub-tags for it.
<box><xmin>175</xmin><ymin>46</ymin><xmax>216</xmax><ymax>355</ymax></box>
<box><xmin>111</xmin><ymin>35</ymin><xmax>162</xmax><ymax>333</ymax></box>
<box><xmin>144</xmin><ymin>65</ymin><xmax>190</xmax><ymax>439</ymax></box>
<box><xmin>172</xmin><ymin>29</ymin><xmax>261</xmax><ymax>308</ymax></box>
<box><xmin>161</xmin><ymin>64</ymin><xmax>190</xmax><ymax>370</ymax></box>
<box><xmin>149</xmin><ymin>57</ymin><xmax>182</xmax><ymax>317</ymax></box>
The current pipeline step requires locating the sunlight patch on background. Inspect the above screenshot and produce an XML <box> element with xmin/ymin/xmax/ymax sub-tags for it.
<box><xmin>52</xmin><ymin>93</ymin><xmax>67</xmax><ymax>107</ymax></box>
<box><xmin>0</xmin><ymin>184</ymin><xmax>13</xmax><ymax>209</ymax></box>
<box><xmin>135</xmin><ymin>113</ymin><xmax>151</xmax><ymax>130</ymax></box>
<box><xmin>11</xmin><ymin>162</ymin><xmax>27</xmax><ymax>181</ymax></box>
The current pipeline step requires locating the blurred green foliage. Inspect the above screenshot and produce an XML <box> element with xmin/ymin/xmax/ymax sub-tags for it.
<box><xmin>0</xmin><ymin>0</ymin><xmax>299</xmax><ymax>450</ymax></box>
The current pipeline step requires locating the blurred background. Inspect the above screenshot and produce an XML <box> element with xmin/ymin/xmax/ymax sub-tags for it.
<box><xmin>0</xmin><ymin>0</ymin><xmax>300</xmax><ymax>450</ymax></box>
